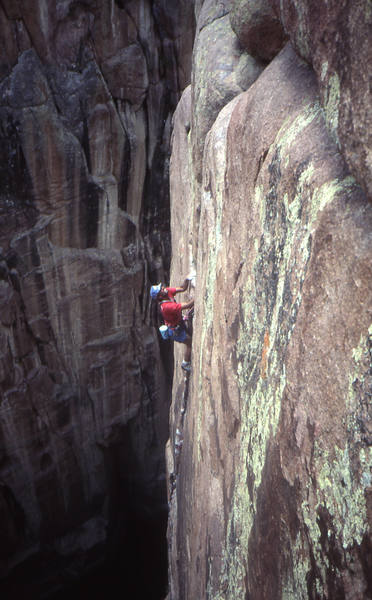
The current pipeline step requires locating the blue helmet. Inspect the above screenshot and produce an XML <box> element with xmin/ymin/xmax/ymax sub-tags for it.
<box><xmin>150</xmin><ymin>283</ymin><xmax>162</xmax><ymax>299</ymax></box>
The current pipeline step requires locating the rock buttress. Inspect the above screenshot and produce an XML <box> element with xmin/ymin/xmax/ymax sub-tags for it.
<box><xmin>167</xmin><ymin>4</ymin><xmax>371</xmax><ymax>598</ymax></box>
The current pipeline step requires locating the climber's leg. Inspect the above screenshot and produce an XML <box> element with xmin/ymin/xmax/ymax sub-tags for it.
<box><xmin>184</xmin><ymin>336</ymin><xmax>192</xmax><ymax>362</ymax></box>
<box><xmin>173</xmin><ymin>325</ymin><xmax>192</xmax><ymax>372</ymax></box>
<box><xmin>181</xmin><ymin>335</ymin><xmax>192</xmax><ymax>372</ymax></box>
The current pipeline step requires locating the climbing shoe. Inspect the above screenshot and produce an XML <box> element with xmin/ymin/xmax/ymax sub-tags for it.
<box><xmin>181</xmin><ymin>360</ymin><xmax>191</xmax><ymax>373</ymax></box>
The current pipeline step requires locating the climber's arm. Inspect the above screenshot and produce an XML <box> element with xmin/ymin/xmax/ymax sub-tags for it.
<box><xmin>174</xmin><ymin>278</ymin><xmax>189</xmax><ymax>293</ymax></box>
<box><xmin>180</xmin><ymin>299</ymin><xmax>194</xmax><ymax>311</ymax></box>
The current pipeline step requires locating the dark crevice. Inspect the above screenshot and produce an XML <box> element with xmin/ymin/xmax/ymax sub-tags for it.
<box><xmin>118</xmin><ymin>126</ymin><xmax>131</xmax><ymax>212</ymax></box>
<box><xmin>0</xmin><ymin>1</ymin><xmax>185</xmax><ymax>599</ymax></box>
<box><xmin>254</xmin><ymin>147</ymin><xmax>269</xmax><ymax>187</ymax></box>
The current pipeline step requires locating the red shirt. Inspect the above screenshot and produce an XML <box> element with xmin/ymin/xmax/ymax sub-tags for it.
<box><xmin>160</xmin><ymin>287</ymin><xmax>182</xmax><ymax>327</ymax></box>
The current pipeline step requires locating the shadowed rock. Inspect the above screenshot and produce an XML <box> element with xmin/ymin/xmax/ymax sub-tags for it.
<box><xmin>0</xmin><ymin>0</ymin><xmax>195</xmax><ymax>596</ymax></box>
<box><xmin>230</xmin><ymin>0</ymin><xmax>288</xmax><ymax>62</ymax></box>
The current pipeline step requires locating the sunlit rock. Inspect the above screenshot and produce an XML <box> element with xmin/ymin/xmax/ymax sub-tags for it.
<box><xmin>167</xmin><ymin>10</ymin><xmax>371</xmax><ymax>598</ymax></box>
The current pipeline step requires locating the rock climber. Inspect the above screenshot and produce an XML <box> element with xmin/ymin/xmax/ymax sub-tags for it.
<box><xmin>150</xmin><ymin>275</ymin><xmax>194</xmax><ymax>372</ymax></box>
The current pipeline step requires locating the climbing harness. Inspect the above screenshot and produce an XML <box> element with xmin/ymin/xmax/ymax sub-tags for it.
<box><xmin>159</xmin><ymin>308</ymin><xmax>194</xmax><ymax>341</ymax></box>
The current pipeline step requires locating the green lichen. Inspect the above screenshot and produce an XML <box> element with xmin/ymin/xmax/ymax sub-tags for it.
<box><xmin>299</xmin><ymin>441</ymin><xmax>371</xmax><ymax>592</ymax></box>
<box><xmin>297</xmin><ymin>326</ymin><xmax>372</xmax><ymax>593</ymax></box>
<box><xmin>319</xmin><ymin>446</ymin><xmax>369</xmax><ymax>548</ymax></box>
<box><xmin>324</xmin><ymin>72</ymin><xmax>341</xmax><ymax>146</ymax></box>
<box><xmin>309</xmin><ymin>175</ymin><xmax>356</xmax><ymax>223</ymax></box>
<box><xmin>281</xmin><ymin>532</ymin><xmax>310</xmax><ymax>599</ymax></box>
<box><xmin>351</xmin><ymin>325</ymin><xmax>372</xmax><ymax>363</ymax></box>
<box><xmin>213</xmin><ymin>99</ymin><xmax>365</xmax><ymax>595</ymax></box>
<box><xmin>321</xmin><ymin>61</ymin><xmax>329</xmax><ymax>82</ymax></box>
<box><xmin>289</xmin><ymin>0</ymin><xmax>311</xmax><ymax>58</ymax></box>
<box><xmin>278</xmin><ymin>101</ymin><xmax>322</xmax><ymax>163</ymax></box>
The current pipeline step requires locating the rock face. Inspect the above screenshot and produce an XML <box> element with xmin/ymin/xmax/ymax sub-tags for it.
<box><xmin>191</xmin><ymin>0</ymin><xmax>263</xmax><ymax>185</ymax></box>
<box><xmin>230</xmin><ymin>0</ymin><xmax>288</xmax><ymax>62</ymax></box>
<box><xmin>269</xmin><ymin>0</ymin><xmax>372</xmax><ymax>200</ymax></box>
<box><xmin>0</xmin><ymin>1</ymin><xmax>194</xmax><ymax>597</ymax></box>
<box><xmin>167</xmin><ymin>2</ymin><xmax>371</xmax><ymax>599</ymax></box>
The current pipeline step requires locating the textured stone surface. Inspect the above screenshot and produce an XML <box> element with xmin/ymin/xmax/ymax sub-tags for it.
<box><xmin>2</xmin><ymin>0</ymin><xmax>371</xmax><ymax>597</ymax></box>
<box><xmin>191</xmin><ymin>9</ymin><xmax>263</xmax><ymax>184</ymax></box>
<box><xmin>167</xmin><ymin>34</ymin><xmax>372</xmax><ymax>600</ymax></box>
<box><xmin>230</xmin><ymin>0</ymin><xmax>288</xmax><ymax>62</ymax></box>
<box><xmin>169</xmin><ymin>86</ymin><xmax>194</xmax><ymax>280</ymax></box>
<box><xmin>0</xmin><ymin>0</ymin><xmax>195</xmax><ymax>596</ymax></box>
<box><xmin>269</xmin><ymin>0</ymin><xmax>372</xmax><ymax>200</ymax></box>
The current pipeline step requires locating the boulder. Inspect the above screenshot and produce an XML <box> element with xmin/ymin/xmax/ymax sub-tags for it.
<box><xmin>191</xmin><ymin>12</ymin><xmax>263</xmax><ymax>184</ymax></box>
<box><xmin>230</xmin><ymin>0</ymin><xmax>288</xmax><ymax>62</ymax></box>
